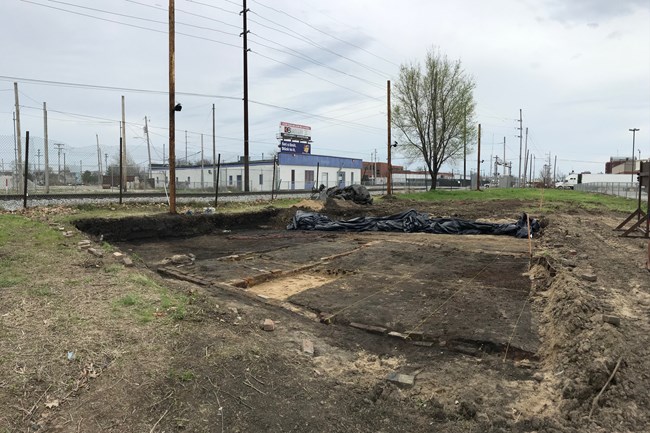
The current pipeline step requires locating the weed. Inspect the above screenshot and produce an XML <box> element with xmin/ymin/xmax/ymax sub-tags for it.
<box><xmin>104</xmin><ymin>264</ymin><xmax>122</xmax><ymax>274</ymax></box>
<box><xmin>118</xmin><ymin>294</ymin><xmax>138</xmax><ymax>306</ymax></box>
<box><xmin>129</xmin><ymin>274</ymin><xmax>161</xmax><ymax>289</ymax></box>
<box><xmin>29</xmin><ymin>286</ymin><xmax>55</xmax><ymax>297</ymax></box>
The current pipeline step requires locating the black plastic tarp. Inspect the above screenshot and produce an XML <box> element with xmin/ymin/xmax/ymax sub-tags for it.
<box><xmin>323</xmin><ymin>185</ymin><xmax>373</xmax><ymax>205</ymax></box>
<box><xmin>287</xmin><ymin>209</ymin><xmax>540</xmax><ymax>238</ymax></box>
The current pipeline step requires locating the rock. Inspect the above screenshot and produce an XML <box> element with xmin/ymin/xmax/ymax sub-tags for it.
<box><xmin>78</xmin><ymin>240</ymin><xmax>91</xmax><ymax>247</ymax></box>
<box><xmin>533</xmin><ymin>372</ymin><xmax>544</xmax><ymax>382</ymax></box>
<box><xmin>386</xmin><ymin>372</ymin><xmax>414</xmax><ymax>388</ymax></box>
<box><xmin>112</xmin><ymin>252</ymin><xmax>124</xmax><ymax>259</ymax></box>
<box><xmin>161</xmin><ymin>254</ymin><xmax>195</xmax><ymax>266</ymax></box>
<box><xmin>578</xmin><ymin>254</ymin><xmax>589</xmax><ymax>260</ymax></box>
<box><xmin>122</xmin><ymin>257</ymin><xmax>133</xmax><ymax>267</ymax></box>
<box><xmin>88</xmin><ymin>248</ymin><xmax>103</xmax><ymax>258</ymax></box>
<box><xmin>569</xmin><ymin>249</ymin><xmax>577</xmax><ymax>256</ymax></box>
<box><xmin>302</xmin><ymin>339</ymin><xmax>314</xmax><ymax>356</ymax></box>
<box><xmin>388</xmin><ymin>331</ymin><xmax>408</xmax><ymax>339</ymax></box>
<box><xmin>580</xmin><ymin>273</ymin><xmax>597</xmax><ymax>282</ymax></box>
<box><xmin>602</xmin><ymin>315</ymin><xmax>621</xmax><ymax>326</ymax></box>
<box><xmin>262</xmin><ymin>319</ymin><xmax>275</xmax><ymax>331</ymax></box>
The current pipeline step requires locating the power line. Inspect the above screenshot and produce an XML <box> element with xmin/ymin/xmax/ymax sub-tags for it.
<box><xmin>250</xmin><ymin>0</ymin><xmax>399</xmax><ymax>68</ymax></box>
<box><xmin>248</xmin><ymin>34</ymin><xmax>383</xmax><ymax>88</ymax></box>
<box><xmin>248</xmin><ymin>13</ymin><xmax>387</xmax><ymax>78</ymax></box>
<box><xmin>252</xmin><ymin>51</ymin><xmax>383</xmax><ymax>101</ymax></box>
<box><xmin>184</xmin><ymin>0</ymin><xmax>239</xmax><ymax>15</ymax></box>
<box><xmin>21</xmin><ymin>0</ymin><xmax>242</xmax><ymax>48</ymax></box>
<box><xmin>125</xmin><ymin>0</ymin><xmax>240</xmax><ymax>30</ymax></box>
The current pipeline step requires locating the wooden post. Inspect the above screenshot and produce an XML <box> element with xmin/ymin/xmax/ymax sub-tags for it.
<box><xmin>168</xmin><ymin>0</ymin><xmax>176</xmax><ymax>213</ymax></box>
<box><xmin>121</xmin><ymin>95</ymin><xmax>127</xmax><ymax>192</ymax></box>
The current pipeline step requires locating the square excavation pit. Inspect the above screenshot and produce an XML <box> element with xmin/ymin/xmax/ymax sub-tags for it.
<box><xmin>120</xmin><ymin>229</ymin><xmax>539</xmax><ymax>358</ymax></box>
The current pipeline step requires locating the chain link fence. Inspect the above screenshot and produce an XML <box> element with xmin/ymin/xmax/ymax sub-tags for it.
<box><xmin>575</xmin><ymin>182</ymin><xmax>648</xmax><ymax>201</ymax></box>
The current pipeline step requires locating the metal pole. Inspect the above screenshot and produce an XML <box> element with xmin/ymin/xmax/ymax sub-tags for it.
<box><xmin>43</xmin><ymin>102</ymin><xmax>50</xmax><ymax>193</ymax></box>
<box><xmin>387</xmin><ymin>79</ymin><xmax>392</xmax><ymax>195</ymax></box>
<box><xmin>630</xmin><ymin>128</ymin><xmax>639</xmax><ymax>182</ymax></box>
<box><xmin>145</xmin><ymin>116</ymin><xmax>152</xmax><ymax>183</ymax></box>
<box><xmin>14</xmin><ymin>83</ymin><xmax>23</xmax><ymax>193</ymax></box>
<box><xmin>215</xmin><ymin>154</ymin><xmax>221</xmax><ymax>207</ymax></box>
<box><xmin>518</xmin><ymin>108</ymin><xmax>522</xmax><ymax>187</ymax></box>
<box><xmin>23</xmin><ymin>131</ymin><xmax>29</xmax><ymax>209</ymax></box>
<box><xmin>271</xmin><ymin>155</ymin><xmax>276</xmax><ymax>200</ymax></box>
<box><xmin>121</xmin><ymin>95</ymin><xmax>127</xmax><ymax>192</ymax></box>
<box><xmin>119</xmin><ymin>136</ymin><xmax>123</xmax><ymax>204</ymax></box>
<box><xmin>212</xmin><ymin>104</ymin><xmax>217</xmax><ymax>202</ymax></box>
<box><xmin>463</xmin><ymin>105</ymin><xmax>467</xmax><ymax>186</ymax></box>
<box><xmin>476</xmin><ymin>124</ymin><xmax>481</xmax><ymax>190</ymax></box>
<box><xmin>201</xmin><ymin>133</ymin><xmax>204</xmax><ymax>189</ymax></box>
<box><xmin>168</xmin><ymin>0</ymin><xmax>177</xmax><ymax>213</ymax></box>
<box><xmin>242</xmin><ymin>0</ymin><xmax>250</xmax><ymax>191</ymax></box>
<box><xmin>96</xmin><ymin>134</ymin><xmax>102</xmax><ymax>187</ymax></box>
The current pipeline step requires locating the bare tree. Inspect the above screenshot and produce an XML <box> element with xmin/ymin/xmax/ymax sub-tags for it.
<box><xmin>393</xmin><ymin>48</ymin><xmax>476</xmax><ymax>190</ymax></box>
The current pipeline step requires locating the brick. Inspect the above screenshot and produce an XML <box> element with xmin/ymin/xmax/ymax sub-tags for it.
<box><xmin>123</xmin><ymin>257</ymin><xmax>134</xmax><ymax>267</ymax></box>
<box><xmin>602</xmin><ymin>315</ymin><xmax>621</xmax><ymax>326</ymax></box>
<box><xmin>349</xmin><ymin>322</ymin><xmax>387</xmax><ymax>334</ymax></box>
<box><xmin>262</xmin><ymin>319</ymin><xmax>275</xmax><ymax>331</ymax></box>
<box><xmin>386</xmin><ymin>372</ymin><xmax>414</xmax><ymax>388</ymax></box>
<box><xmin>112</xmin><ymin>252</ymin><xmax>124</xmax><ymax>259</ymax></box>
<box><xmin>302</xmin><ymin>339</ymin><xmax>314</xmax><ymax>356</ymax></box>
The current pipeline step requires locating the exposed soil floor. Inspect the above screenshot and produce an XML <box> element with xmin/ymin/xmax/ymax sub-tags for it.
<box><xmin>1</xmin><ymin>196</ymin><xmax>649</xmax><ymax>433</ymax></box>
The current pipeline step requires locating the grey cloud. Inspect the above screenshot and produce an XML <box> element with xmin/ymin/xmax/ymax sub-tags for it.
<box><xmin>542</xmin><ymin>0</ymin><xmax>648</xmax><ymax>23</ymax></box>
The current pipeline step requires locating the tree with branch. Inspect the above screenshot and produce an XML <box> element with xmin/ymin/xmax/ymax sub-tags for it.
<box><xmin>393</xmin><ymin>49</ymin><xmax>476</xmax><ymax>190</ymax></box>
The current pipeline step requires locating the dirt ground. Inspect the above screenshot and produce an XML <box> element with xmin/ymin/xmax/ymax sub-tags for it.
<box><xmin>1</xmin><ymin>196</ymin><xmax>649</xmax><ymax>432</ymax></box>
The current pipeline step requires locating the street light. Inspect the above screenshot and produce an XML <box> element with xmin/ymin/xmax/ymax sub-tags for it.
<box><xmin>630</xmin><ymin>128</ymin><xmax>640</xmax><ymax>182</ymax></box>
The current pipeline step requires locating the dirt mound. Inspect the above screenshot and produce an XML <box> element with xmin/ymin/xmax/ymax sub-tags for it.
<box><xmin>292</xmin><ymin>199</ymin><xmax>325</xmax><ymax>212</ymax></box>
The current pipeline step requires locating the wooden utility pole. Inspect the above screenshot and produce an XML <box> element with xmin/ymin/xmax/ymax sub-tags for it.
<box><xmin>553</xmin><ymin>154</ymin><xmax>557</xmax><ymax>183</ymax></box>
<box><xmin>242</xmin><ymin>0</ymin><xmax>250</xmax><ymax>191</ymax></box>
<box><xmin>523</xmin><ymin>127</ymin><xmax>528</xmax><ymax>182</ymax></box>
<box><xmin>14</xmin><ymin>83</ymin><xmax>23</xmax><ymax>191</ymax></box>
<box><xmin>121</xmin><ymin>95</ymin><xmax>127</xmax><ymax>192</ymax></box>
<box><xmin>386</xmin><ymin>80</ymin><xmax>392</xmax><ymax>195</ymax></box>
<box><xmin>144</xmin><ymin>116</ymin><xmax>152</xmax><ymax>182</ymax></box>
<box><xmin>43</xmin><ymin>102</ymin><xmax>50</xmax><ymax>193</ymax></box>
<box><xmin>119</xmin><ymin>136</ymin><xmax>123</xmax><ymax>204</ymax></box>
<box><xmin>168</xmin><ymin>0</ymin><xmax>177</xmax><ymax>213</ymax></box>
<box><xmin>476</xmin><ymin>123</ymin><xmax>481</xmax><ymax>190</ymax></box>
<box><xmin>23</xmin><ymin>131</ymin><xmax>29</xmax><ymax>209</ymax></box>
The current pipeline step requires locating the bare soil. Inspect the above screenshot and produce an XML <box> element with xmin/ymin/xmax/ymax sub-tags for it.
<box><xmin>1</xmin><ymin>196</ymin><xmax>649</xmax><ymax>432</ymax></box>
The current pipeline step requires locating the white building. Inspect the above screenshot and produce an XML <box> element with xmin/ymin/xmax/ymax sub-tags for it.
<box><xmin>150</xmin><ymin>153</ymin><xmax>362</xmax><ymax>192</ymax></box>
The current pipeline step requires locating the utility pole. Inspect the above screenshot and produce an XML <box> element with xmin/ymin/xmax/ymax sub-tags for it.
<box><xmin>63</xmin><ymin>151</ymin><xmax>67</xmax><ymax>184</ymax></box>
<box><xmin>242</xmin><ymin>0</ymin><xmax>250</xmax><ymax>191</ymax></box>
<box><xmin>553</xmin><ymin>154</ymin><xmax>557</xmax><ymax>184</ymax></box>
<box><xmin>54</xmin><ymin>143</ymin><xmax>64</xmax><ymax>183</ymax></box>
<box><xmin>96</xmin><ymin>134</ymin><xmax>102</xmax><ymax>186</ymax></box>
<box><xmin>104</xmin><ymin>153</ymin><xmax>108</xmax><ymax>175</ymax></box>
<box><xmin>630</xmin><ymin>128</ymin><xmax>640</xmax><ymax>182</ymax></box>
<box><xmin>43</xmin><ymin>102</ymin><xmax>50</xmax><ymax>193</ymax></box>
<box><xmin>168</xmin><ymin>0</ymin><xmax>177</xmax><ymax>213</ymax></box>
<box><xmin>212</xmin><ymin>104</ymin><xmax>217</xmax><ymax>196</ymax></box>
<box><xmin>14</xmin><ymin>83</ymin><xmax>23</xmax><ymax>191</ymax></box>
<box><xmin>503</xmin><ymin>137</ymin><xmax>506</xmax><ymax>181</ymax></box>
<box><xmin>523</xmin><ymin>127</ymin><xmax>528</xmax><ymax>182</ymax></box>
<box><xmin>476</xmin><ymin>123</ymin><xmax>481</xmax><ymax>190</ymax></box>
<box><xmin>36</xmin><ymin>149</ymin><xmax>41</xmax><ymax>182</ymax></box>
<box><xmin>386</xmin><ymin>80</ymin><xmax>392</xmax><ymax>195</ymax></box>
<box><xmin>121</xmin><ymin>95</ymin><xmax>127</xmax><ymax>192</ymax></box>
<box><xmin>185</xmin><ymin>130</ymin><xmax>188</xmax><ymax>164</ymax></box>
<box><xmin>200</xmin><ymin>133</ymin><xmax>204</xmax><ymax>189</ymax></box>
<box><xmin>144</xmin><ymin>116</ymin><xmax>152</xmax><ymax>182</ymax></box>
<box><xmin>518</xmin><ymin>109</ymin><xmax>522</xmax><ymax>187</ymax></box>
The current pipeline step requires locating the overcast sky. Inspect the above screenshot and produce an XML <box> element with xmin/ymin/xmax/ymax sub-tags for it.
<box><xmin>1</xmin><ymin>0</ymin><xmax>649</xmax><ymax>178</ymax></box>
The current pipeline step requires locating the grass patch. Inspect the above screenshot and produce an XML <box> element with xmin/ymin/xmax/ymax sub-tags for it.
<box><xmin>129</xmin><ymin>274</ymin><xmax>162</xmax><ymax>290</ymax></box>
<box><xmin>399</xmin><ymin>188</ymin><xmax>639</xmax><ymax>213</ymax></box>
<box><xmin>118</xmin><ymin>294</ymin><xmax>138</xmax><ymax>306</ymax></box>
<box><xmin>28</xmin><ymin>286</ymin><xmax>55</xmax><ymax>297</ymax></box>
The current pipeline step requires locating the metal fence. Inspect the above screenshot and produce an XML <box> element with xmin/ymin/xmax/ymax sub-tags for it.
<box><xmin>575</xmin><ymin>182</ymin><xmax>647</xmax><ymax>201</ymax></box>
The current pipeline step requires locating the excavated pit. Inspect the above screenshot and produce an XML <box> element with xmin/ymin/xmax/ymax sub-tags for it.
<box><xmin>76</xmin><ymin>212</ymin><xmax>540</xmax><ymax>360</ymax></box>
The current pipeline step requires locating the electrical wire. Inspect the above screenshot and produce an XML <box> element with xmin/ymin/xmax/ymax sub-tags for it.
<box><xmin>250</xmin><ymin>0</ymin><xmax>399</xmax><ymax>68</ymax></box>
<box><xmin>21</xmin><ymin>0</ymin><xmax>242</xmax><ymax>49</ymax></box>
<box><xmin>125</xmin><ymin>0</ymin><xmax>240</xmax><ymax>30</ymax></box>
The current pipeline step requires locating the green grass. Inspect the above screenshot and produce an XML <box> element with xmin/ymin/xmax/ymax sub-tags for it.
<box><xmin>398</xmin><ymin>188</ymin><xmax>639</xmax><ymax>213</ymax></box>
<box><xmin>118</xmin><ymin>294</ymin><xmax>138</xmax><ymax>306</ymax></box>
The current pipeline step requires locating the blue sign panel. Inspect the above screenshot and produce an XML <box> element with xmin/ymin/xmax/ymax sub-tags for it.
<box><xmin>279</xmin><ymin>141</ymin><xmax>311</xmax><ymax>154</ymax></box>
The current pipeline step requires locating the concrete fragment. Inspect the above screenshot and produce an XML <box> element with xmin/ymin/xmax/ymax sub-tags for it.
<box><xmin>88</xmin><ymin>248</ymin><xmax>103</xmax><ymax>258</ymax></box>
<box><xmin>112</xmin><ymin>252</ymin><xmax>124</xmax><ymax>259</ymax></box>
<box><xmin>302</xmin><ymin>339</ymin><xmax>314</xmax><ymax>356</ymax></box>
<box><xmin>386</xmin><ymin>372</ymin><xmax>414</xmax><ymax>388</ymax></box>
<box><xmin>78</xmin><ymin>240</ymin><xmax>91</xmax><ymax>246</ymax></box>
<box><xmin>122</xmin><ymin>257</ymin><xmax>133</xmax><ymax>267</ymax></box>
<box><xmin>388</xmin><ymin>331</ymin><xmax>408</xmax><ymax>339</ymax></box>
<box><xmin>580</xmin><ymin>273</ymin><xmax>597</xmax><ymax>282</ymax></box>
<box><xmin>349</xmin><ymin>322</ymin><xmax>387</xmax><ymax>334</ymax></box>
<box><xmin>413</xmin><ymin>341</ymin><xmax>434</xmax><ymax>347</ymax></box>
<box><xmin>602</xmin><ymin>315</ymin><xmax>621</xmax><ymax>326</ymax></box>
<box><xmin>262</xmin><ymin>319</ymin><xmax>275</xmax><ymax>331</ymax></box>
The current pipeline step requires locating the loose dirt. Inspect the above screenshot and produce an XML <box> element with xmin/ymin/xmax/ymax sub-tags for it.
<box><xmin>1</xmin><ymin>196</ymin><xmax>649</xmax><ymax>432</ymax></box>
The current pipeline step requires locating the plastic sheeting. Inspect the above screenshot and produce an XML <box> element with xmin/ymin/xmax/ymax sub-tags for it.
<box><xmin>323</xmin><ymin>185</ymin><xmax>373</xmax><ymax>205</ymax></box>
<box><xmin>287</xmin><ymin>209</ymin><xmax>540</xmax><ymax>238</ymax></box>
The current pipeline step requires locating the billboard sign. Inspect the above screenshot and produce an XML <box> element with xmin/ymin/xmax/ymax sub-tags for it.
<box><xmin>279</xmin><ymin>141</ymin><xmax>311</xmax><ymax>154</ymax></box>
<box><xmin>279</xmin><ymin>122</ymin><xmax>311</xmax><ymax>140</ymax></box>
